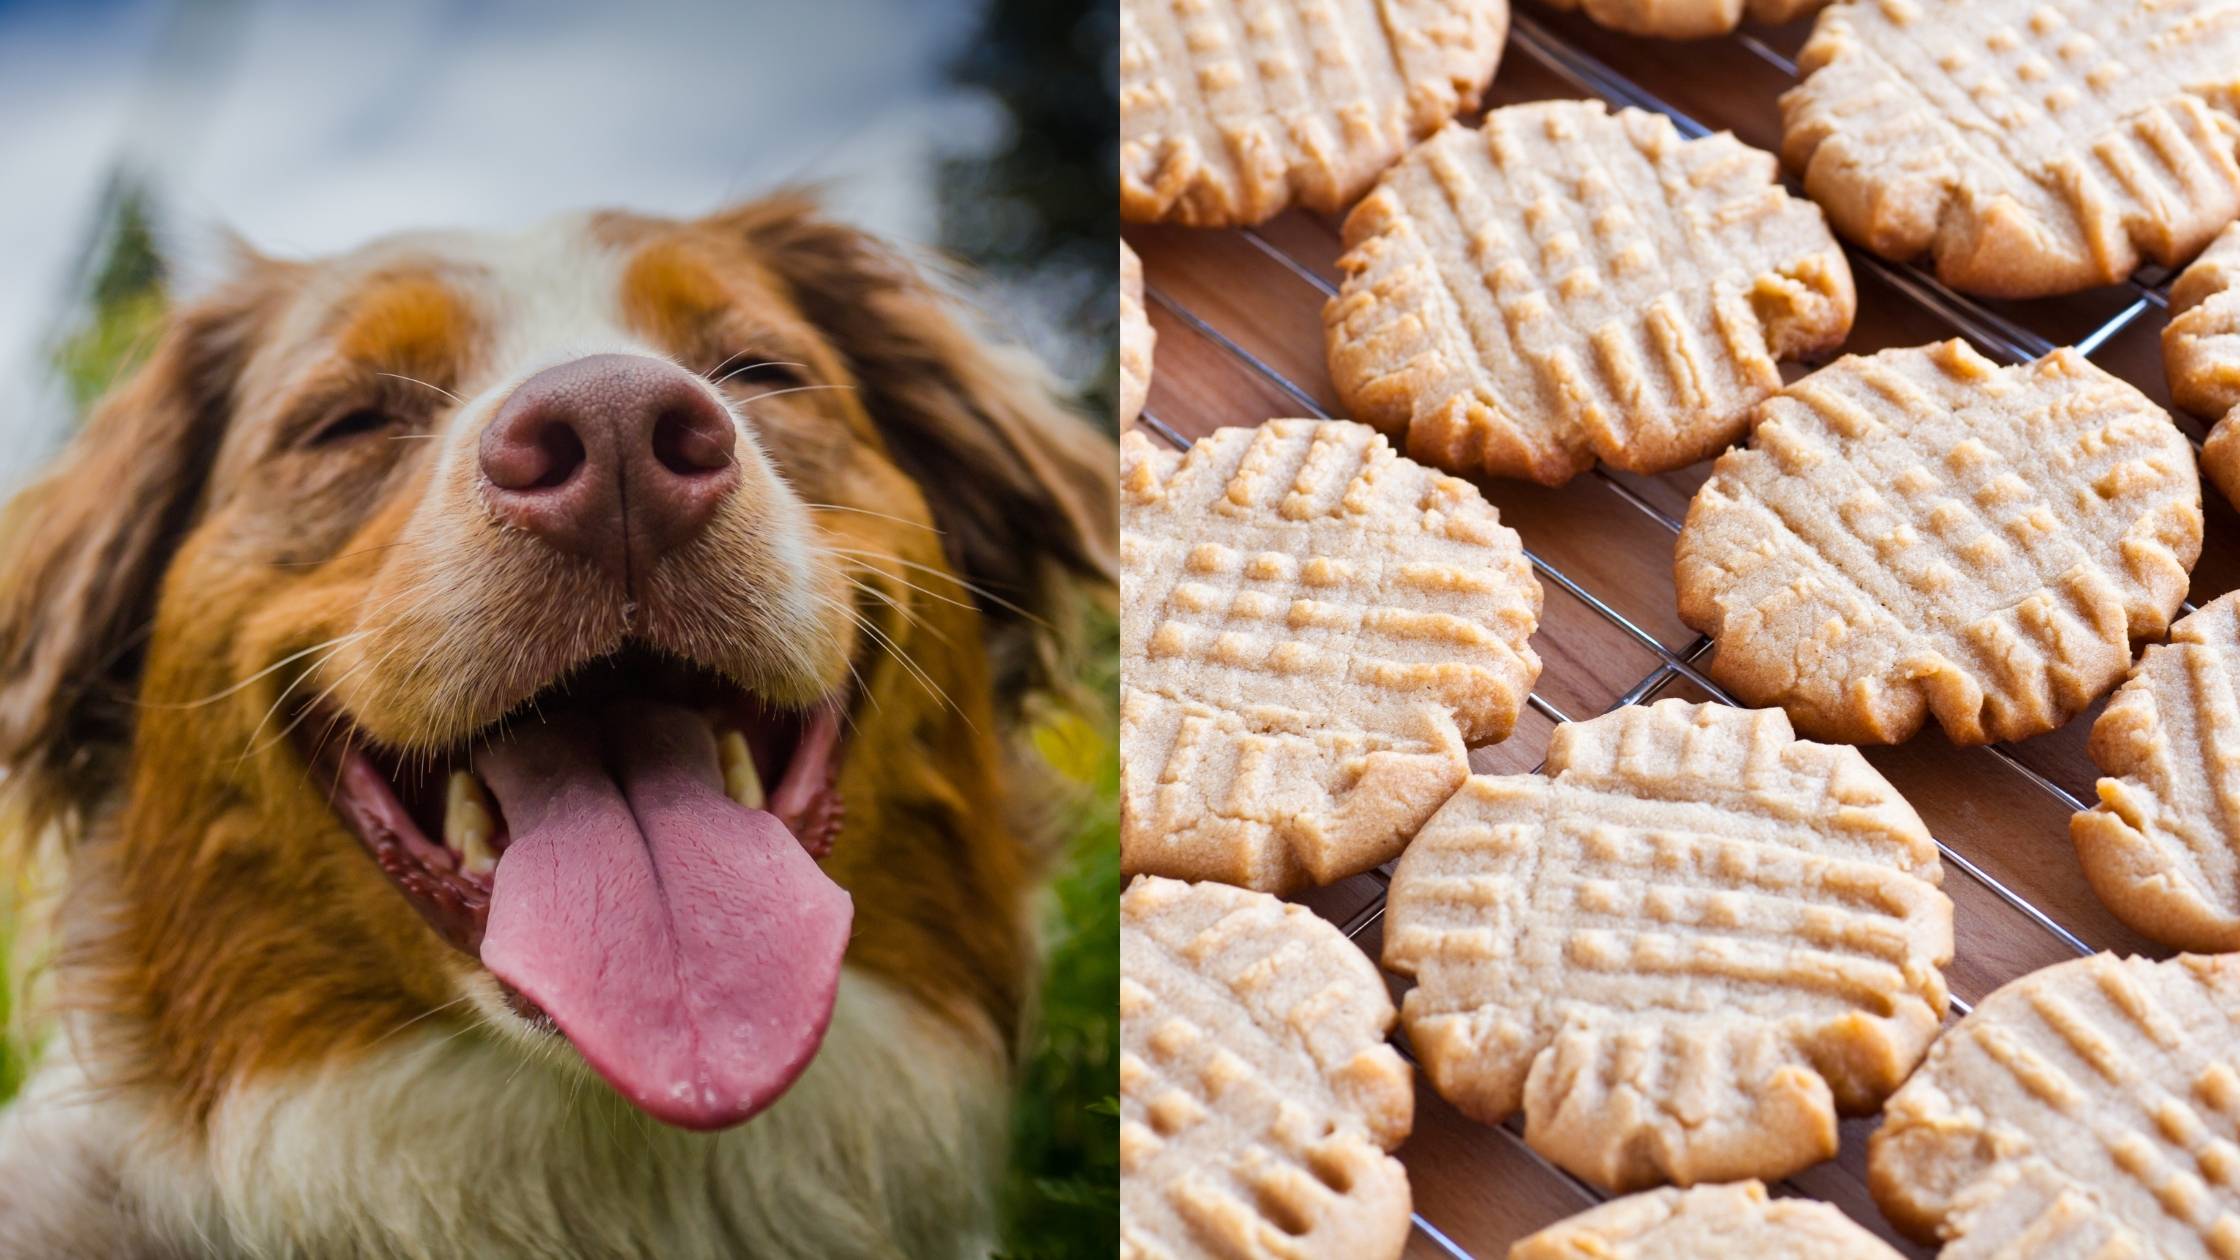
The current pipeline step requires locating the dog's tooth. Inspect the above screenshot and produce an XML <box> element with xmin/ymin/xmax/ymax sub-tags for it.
<box><xmin>444</xmin><ymin>770</ymin><xmax>498</xmax><ymax>876</ymax></box>
<box><xmin>717</xmin><ymin>730</ymin><xmax>765</xmax><ymax>809</ymax></box>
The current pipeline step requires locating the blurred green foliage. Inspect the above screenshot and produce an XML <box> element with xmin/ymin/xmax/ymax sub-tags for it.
<box><xmin>54</xmin><ymin>183</ymin><xmax>168</xmax><ymax>413</ymax></box>
<box><xmin>0</xmin><ymin>916</ymin><xmax>17</xmax><ymax>1106</ymax></box>
<box><xmin>1003</xmin><ymin>617</ymin><xmax>1119</xmax><ymax>1259</ymax></box>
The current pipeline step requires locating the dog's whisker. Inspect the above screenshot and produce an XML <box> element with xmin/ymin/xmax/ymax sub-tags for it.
<box><xmin>839</xmin><ymin>563</ymin><xmax>978</xmax><ymax>620</ymax></box>
<box><xmin>240</xmin><ymin>656</ymin><xmax>375</xmax><ymax>765</ymax></box>
<box><xmin>142</xmin><ymin>627</ymin><xmax>369</xmax><ymax>708</ymax></box>
<box><xmin>845</xmin><ymin>579</ymin><xmax>953</xmax><ymax>650</ymax></box>
<box><xmin>709</xmin><ymin>359</ymin><xmax>811</xmax><ymax>388</ymax></box>
<box><xmin>377</xmin><ymin>371</ymin><xmax>463</xmax><ymax>404</ymax></box>
<box><xmin>737</xmin><ymin>382</ymin><xmax>857</xmax><ymax>405</ymax></box>
<box><xmin>702</xmin><ymin>349</ymin><xmax>754</xmax><ymax>381</ymax></box>
<box><xmin>841</xmin><ymin>603</ymin><xmax>973</xmax><ymax>734</ymax></box>
<box><xmin>803</xmin><ymin>503</ymin><xmax>943</xmax><ymax>535</ymax></box>
<box><xmin>370</xmin><ymin>995</ymin><xmax>475</xmax><ymax>1048</ymax></box>
<box><xmin>824</xmin><ymin>547</ymin><xmax>1051</xmax><ymax>628</ymax></box>
<box><xmin>140</xmin><ymin>632</ymin><xmax>372</xmax><ymax>709</ymax></box>
<box><xmin>803</xmin><ymin>591</ymin><xmax>880</xmax><ymax>729</ymax></box>
<box><xmin>223</xmin><ymin>615</ymin><xmax>404</xmax><ymax>765</ymax></box>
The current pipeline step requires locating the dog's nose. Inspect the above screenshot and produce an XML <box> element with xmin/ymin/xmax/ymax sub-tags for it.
<box><xmin>479</xmin><ymin>354</ymin><xmax>737</xmax><ymax>577</ymax></box>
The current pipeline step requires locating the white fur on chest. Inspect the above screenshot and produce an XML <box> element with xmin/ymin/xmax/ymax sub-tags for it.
<box><xmin>6</xmin><ymin>971</ymin><xmax>1008</xmax><ymax>1260</ymax></box>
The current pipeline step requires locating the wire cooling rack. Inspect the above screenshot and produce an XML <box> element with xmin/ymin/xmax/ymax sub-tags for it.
<box><xmin>1124</xmin><ymin>4</ymin><xmax>2240</xmax><ymax>1255</ymax></box>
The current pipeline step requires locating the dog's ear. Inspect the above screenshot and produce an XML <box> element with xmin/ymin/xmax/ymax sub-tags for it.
<box><xmin>0</xmin><ymin>266</ymin><xmax>284</xmax><ymax>815</ymax></box>
<box><xmin>724</xmin><ymin>195</ymin><xmax>1117</xmax><ymax>698</ymax></box>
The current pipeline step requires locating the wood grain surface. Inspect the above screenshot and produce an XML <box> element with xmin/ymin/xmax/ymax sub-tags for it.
<box><xmin>1121</xmin><ymin>6</ymin><xmax>2240</xmax><ymax>1256</ymax></box>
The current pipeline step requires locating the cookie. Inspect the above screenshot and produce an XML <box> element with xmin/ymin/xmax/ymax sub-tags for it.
<box><xmin>1121</xmin><ymin>241</ymin><xmax>1156</xmax><ymax>427</ymax></box>
<box><xmin>1384</xmin><ymin>699</ymin><xmax>1952</xmax><ymax>1193</ymax></box>
<box><xmin>1509</xmin><ymin>1181</ymin><xmax>1902</xmax><ymax>1259</ymax></box>
<box><xmin>2169</xmin><ymin>221</ymin><xmax>2240</xmax><ymax>509</ymax></box>
<box><xmin>1325</xmin><ymin>100</ymin><xmax>1853</xmax><ymax>486</ymax></box>
<box><xmin>1676</xmin><ymin>340</ymin><xmax>2201</xmax><ymax>746</ymax></box>
<box><xmin>1870</xmin><ymin>952</ymin><xmax>2240</xmax><ymax>1254</ymax></box>
<box><xmin>1119</xmin><ymin>0</ymin><xmax>1510</xmax><ymax>227</ymax></box>
<box><xmin>2072</xmin><ymin>591</ymin><xmax>2240</xmax><ymax>952</ymax></box>
<box><xmin>1120</xmin><ymin>419</ymin><xmax>1542</xmax><ymax>893</ymax></box>
<box><xmin>1780</xmin><ymin>0</ymin><xmax>2240</xmax><ymax>299</ymax></box>
<box><xmin>1536</xmin><ymin>0</ymin><xmax>1830</xmax><ymax>40</ymax></box>
<box><xmin>1120</xmin><ymin>876</ymin><xmax>1413</xmax><ymax>1260</ymax></box>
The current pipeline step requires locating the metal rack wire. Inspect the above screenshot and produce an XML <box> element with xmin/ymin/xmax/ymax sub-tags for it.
<box><xmin>1127</xmin><ymin>7</ymin><xmax>2195</xmax><ymax>1253</ymax></box>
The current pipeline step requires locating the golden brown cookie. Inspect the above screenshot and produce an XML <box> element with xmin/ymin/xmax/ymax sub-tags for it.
<box><xmin>1119</xmin><ymin>0</ymin><xmax>1510</xmax><ymax>227</ymax></box>
<box><xmin>2170</xmin><ymin>221</ymin><xmax>2240</xmax><ymax>509</ymax></box>
<box><xmin>2073</xmin><ymin>591</ymin><xmax>2240</xmax><ymax>952</ymax></box>
<box><xmin>1676</xmin><ymin>340</ymin><xmax>2201</xmax><ymax>746</ymax></box>
<box><xmin>1121</xmin><ymin>241</ymin><xmax>1155</xmax><ymax>427</ymax></box>
<box><xmin>1509</xmin><ymin>1181</ymin><xmax>1902</xmax><ymax>1259</ymax></box>
<box><xmin>1781</xmin><ymin>0</ymin><xmax>2240</xmax><ymax>299</ymax></box>
<box><xmin>1537</xmin><ymin>0</ymin><xmax>1830</xmax><ymax>40</ymax></box>
<box><xmin>1326</xmin><ymin>100</ymin><xmax>1853</xmax><ymax>486</ymax></box>
<box><xmin>1870</xmin><ymin>952</ymin><xmax>2240</xmax><ymax>1255</ymax></box>
<box><xmin>1120</xmin><ymin>876</ymin><xmax>1413</xmax><ymax>1260</ymax></box>
<box><xmin>1120</xmin><ymin>420</ymin><xmax>1542</xmax><ymax>893</ymax></box>
<box><xmin>1384</xmin><ymin>699</ymin><xmax>1952</xmax><ymax>1193</ymax></box>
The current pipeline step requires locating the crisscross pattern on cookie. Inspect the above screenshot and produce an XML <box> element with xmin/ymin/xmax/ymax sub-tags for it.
<box><xmin>2172</xmin><ymin>223</ymin><xmax>2240</xmax><ymax>508</ymax></box>
<box><xmin>2074</xmin><ymin>592</ymin><xmax>2240</xmax><ymax>951</ymax></box>
<box><xmin>1869</xmin><ymin>953</ymin><xmax>2240</xmax><ymax>1256</ymax></box>
<box><xmin>1120</xmin><ymin>877</ymin><xmax>1413</xmax><ymax>1260</ymax></box>
<box><xmin>1781</xmin><ymin>0</ymin><xmax>2240</xmax><ymax>298</ymax></box>
<box><xmin>1385</xmin><ymin>700</ymin><xmax>1951</xmax><ymax>1193</ymax></box>
<box><xmin>1326</xmin><ymin>101</ymin><xmax>1852</xmax><ymax>486</ymax></box>
<box><xmin>1120</xmin><ymin>420</ymin><xmax>1541</xmax><ymax>892</ymax></box>
<box><xmin>1509</xmin><ymin>1180</ymin><xmax>1902</xmax><ymax>1259</ymax></box>
<box><xmin>1121</xmin><ymin>242</ymin><xmax>1154</xmax><ymax>427</ymax></box>
<box><xmin>1536</xmin><ymin>0</ymin><xmax>1830</xmax><ymax>41</ymax></box>
<box><xmin>1119</xmin><ymin>0</ymin><xmax>1509</xmax><ymax>226</ymax></box>
<box><xmin>1677</xmin><ymin>340</ymin><xmax>2200</xmax><ymax>746</ymax></box>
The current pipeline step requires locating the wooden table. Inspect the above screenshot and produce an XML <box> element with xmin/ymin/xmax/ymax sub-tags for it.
<box><xmin>1122</xmin><ymin>6</ymin><xmax>2240</xmax><ymax>1255</ymax></box>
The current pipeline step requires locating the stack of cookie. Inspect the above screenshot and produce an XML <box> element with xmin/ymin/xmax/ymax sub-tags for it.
<box><xmin>1119</xmin><ymin>0</ymin><xmax>2240</xmax><ymax>1255</ymax></box>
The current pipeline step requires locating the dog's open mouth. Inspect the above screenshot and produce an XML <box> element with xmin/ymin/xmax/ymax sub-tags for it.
<box><xmin>298</xmin><ymin>647</ymin><xmax>853</xmax><ymax>1130</ymax></box>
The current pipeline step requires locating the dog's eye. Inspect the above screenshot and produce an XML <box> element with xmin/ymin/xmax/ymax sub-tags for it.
<box><xmin>307</xmin><ymin>407</ymin><xmax>397</xmax><ymax>447</ymax></box>
<box><xmin>711</xmin><ymin>359</ymin><xmax>805</xmax><ymax>392</ymax></box>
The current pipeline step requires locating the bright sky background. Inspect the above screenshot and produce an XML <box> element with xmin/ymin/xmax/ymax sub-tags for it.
<box><xmin>0</xmin><ymin>0</ymin><xmax>1002</xmax><ymax>476</ymax></box>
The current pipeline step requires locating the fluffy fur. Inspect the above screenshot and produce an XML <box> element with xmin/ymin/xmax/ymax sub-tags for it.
<box><xmin>0</xmin><ymin>198</ymin><xmax>1114</xmax><ymax>1258</ymax></box>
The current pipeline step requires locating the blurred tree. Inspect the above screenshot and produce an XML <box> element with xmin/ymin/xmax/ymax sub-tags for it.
<box><xmin>54</xmin><ymin>175</ymin><xmax>168</xmax><ymax>415</ymax></box>
<box><xmin>939</xmin><ymin>0</ymin><xmax>1118</xmax><ymax>427</ymax></box>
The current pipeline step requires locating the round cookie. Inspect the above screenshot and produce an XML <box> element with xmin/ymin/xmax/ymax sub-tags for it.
<box><xmin>2073</xmin><ymin>591</ymin><xmax>2240</xmax><ymax>951</ymax></box>
<box><xmin>1121</xmin><ymin>241</ymin><xmax>1155</xmax><ymax>427</ymax></box>
<box><xmin>1676</xmin><ymin>340</ymin><xmax>2201</xmax><ymax>746</ymax></box>
<box><xmin>1537</xmin><ymin>0</ymin><xmax>1831</xmax><ymax>40</ymax></box>
<box><xmin>1120</xmin><ymin>876</ymin><xmax>1413</xmax><ymax>1260</ymax></box>
<box><xmin>1870</xmin><ymin>952</ymin><xmax>2240</xmax><ymax>1255</ymax></box>
<box><xmin>2169</xmin><ymin>221</ymin><xmax>2240</xmax><ymax>509</ymax></box>
<box><xmin>1120</xmin><ymin>419</ymin><xmax>1542</xmax><ymax>893</ymax></box>
<box><xmin>1509</xmin><ymin>1181</ymin><xmax>1902</xmax><ymax>1259</ymax></box>
<box><xmin>1326</xmin><ymin>100</ymin><xmax>1853</xmax><ymax>486</ymax></box>
<box><xmin>1384</xmin><ymin>699</ymin><xmax>1953</xmax><ymax>1193</ymax></box>
<box><xmin>1119</xmin><ymin>0</ymin><xmax>1509</xmax><ymax>227</ymax></box>
<box><xmin>1781</xmin><ymin>0</ymin><xmax>2240</xmax><ymax>299</ymax></box>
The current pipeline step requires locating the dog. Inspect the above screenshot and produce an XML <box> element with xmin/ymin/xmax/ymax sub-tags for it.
<box><xmin>0</xmin><ymin>195</ymin><xmax>1115</xmax><ymax>1258</ymax></box>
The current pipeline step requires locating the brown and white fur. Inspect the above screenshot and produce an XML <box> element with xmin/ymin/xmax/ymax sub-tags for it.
<box><xmin>0</xmin><ymin>198</ymin><xmax>1115</xmax><ymax>1259</ymax></box>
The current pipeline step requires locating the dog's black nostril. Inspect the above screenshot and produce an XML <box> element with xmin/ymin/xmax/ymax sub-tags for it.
<box><xmin>528</xmin><ymin>420</ymin><xmax>587</xmax><ymax>489</ymax></box>
<box><xmin>651</xmin><ymin>407</ymin><xmax>732</xmax><ymax>477</ymax></box>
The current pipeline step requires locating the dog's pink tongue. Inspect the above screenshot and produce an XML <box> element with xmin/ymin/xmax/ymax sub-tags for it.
<box><xmin>476</xmin><ymin>701</ymin><xmax>851</xmax><ymax>1130</ymax></box>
